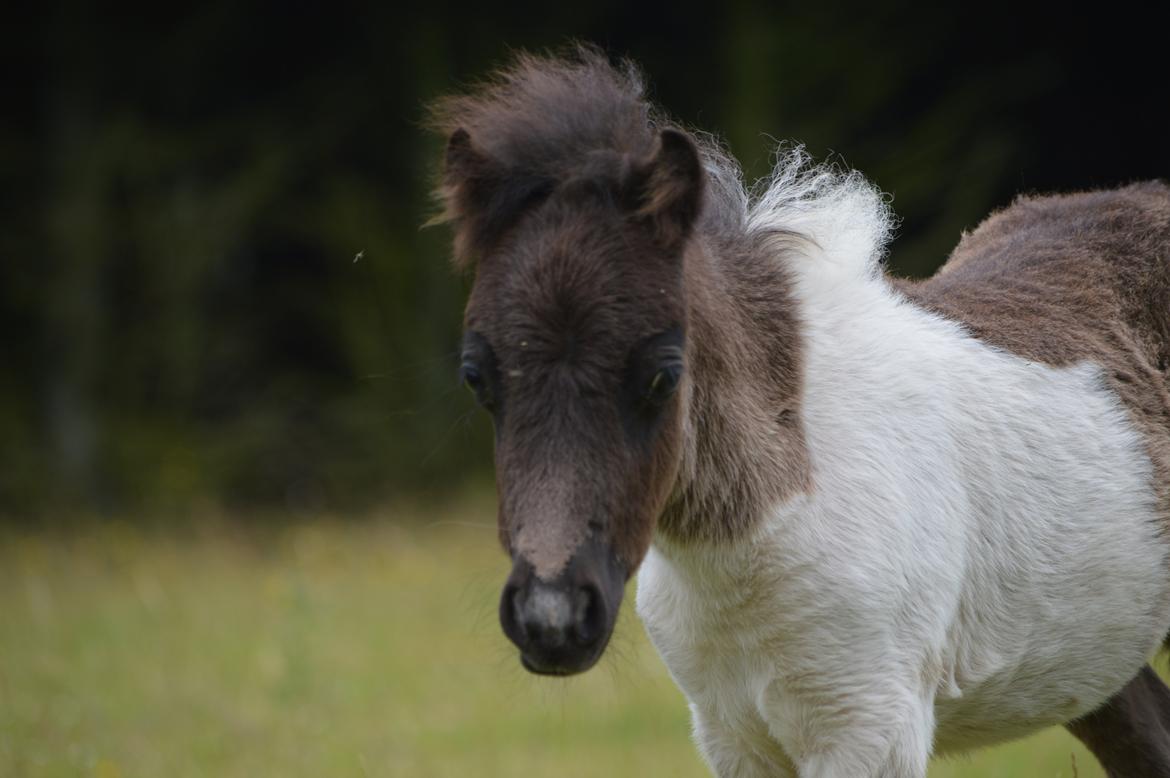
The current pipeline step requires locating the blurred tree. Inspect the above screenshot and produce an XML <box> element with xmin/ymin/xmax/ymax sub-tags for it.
<box><xmin>1</xmin><ymin>2</ymin><xmax>1165</xmax><ymax>519</ymax></box>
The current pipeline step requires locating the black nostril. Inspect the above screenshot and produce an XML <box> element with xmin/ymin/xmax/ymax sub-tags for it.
<box><xmin>573</xmin><ymin>583</ymin><xmax>605</xmax><ymax>647</ymax></box>
<box><xmin>500</xmin><ymin>581</ymin><xmax>526</xmax><ymax>644</ymax></box>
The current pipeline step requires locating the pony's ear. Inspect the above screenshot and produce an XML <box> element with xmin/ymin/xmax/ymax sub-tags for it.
<box><xmin>437</xmin><ymin>128</ymin><xmax>552</xmax><ymax>269</ymax></box>
<box><xmin>627</xmin><ymin>128</ymin><xmax>704</xmax><ymax>250</ymax></box>
<box><xmin>437</xmin><ymin>128</ymin><xmax>498</xmax><ymax>267</ymax></box>
<box><xmin>444</xmin><ymin>128</ymin><xmax>485</xmax><ymax>184</ymax></box>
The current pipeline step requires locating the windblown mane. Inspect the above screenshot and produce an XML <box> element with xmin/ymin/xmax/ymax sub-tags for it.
<box><xmin>429</xmin><ymin>46</ymin><xmax>658</xmax><ymax>194</ymax></box>
<box><xmin>430</xmin><ymin>45</ymin><xmax>895</xmax><ymax>276</ymax></box>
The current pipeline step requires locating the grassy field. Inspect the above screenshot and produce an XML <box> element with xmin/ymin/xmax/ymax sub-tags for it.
<box><xmin>0</xmin><ymin>497</ymin><xmax>1104</xmax><ymax>777</ymax></box>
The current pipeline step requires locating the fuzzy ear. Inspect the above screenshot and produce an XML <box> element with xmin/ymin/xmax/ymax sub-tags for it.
<box><xmin>627</xmin><ymin>129</ymin><xmax>704</xmax><ymax>249</ymax></box>
<box><xmin>438</xmin><ymin>128</ymin><xmax>497</xmax><ymax>267</ymax></box>
<box><xmin>444</xmin><ymin>128</ymin><xmax>484</xmax><ymax>184</ymax></box>
<box><xmin>437</xmin><ymin>128</ymin><xmax>552</xmax><ymax>269</ymax></box>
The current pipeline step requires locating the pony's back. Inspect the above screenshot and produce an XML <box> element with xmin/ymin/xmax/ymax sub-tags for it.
<box><xmin>906</xmin><ymin>182</ymin><xmax>1170</xmax><ymax>373</ymax></box>
<box><xmin>902</xmin><ymin>183</ymin><xmax>1170</xmax><ymax>518</ymax></box>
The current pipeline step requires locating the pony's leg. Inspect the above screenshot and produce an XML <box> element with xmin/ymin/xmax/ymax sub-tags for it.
<box><xmin>764</xmin><ymin>685</ymin><xmax>933</xmax><ymax>778</ymax></box>
<box><xmin>1065</xmin><ymin>664</ymin><xmax>1170</xmax><ymax>777</ymax></box>
<box><xmin>691</xmin><ymin>705</ymin><xmax>798</xmax><ymax>778</ymax></box>
<box><xmin>794</xmin><ymin>714</ymin><xmax>932</xmax><ymax>778</ymax></box>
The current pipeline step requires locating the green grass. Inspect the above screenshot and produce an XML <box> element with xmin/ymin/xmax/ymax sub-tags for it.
<box><xmin>0</xmin><ymin>498</ymin><xmax>1103</xmax><ymax>776</ymax></box>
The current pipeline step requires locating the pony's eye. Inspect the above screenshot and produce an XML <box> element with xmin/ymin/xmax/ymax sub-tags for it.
<box><xmin>623</xmin><ymin>328</ymin><xmax>684</xmax><ymax>425</ymax></box>
<box><xmin>459</xmin><ymin>331</ymin><xmax>499</xmax><ymax>413</ymax></box>
<box><xmin>644</xmin><ymin>364</ymin><xmax>682</xmax><ymax>404</ymax></box>
<box><xmin>462</xmin><ymin>365</ymin><xmax>482</xmax><ymax>393</ymax></box>
<box><xmin>461</xmin><ymin>363</ymin><xmax>493</xmax><ymax>409</ymax></box>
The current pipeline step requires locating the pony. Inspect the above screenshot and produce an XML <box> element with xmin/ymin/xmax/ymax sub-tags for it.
<box><xmin>429</xmin><ymin>46</ymin><xmax>1170</xmax><ymax>777</ymax></box>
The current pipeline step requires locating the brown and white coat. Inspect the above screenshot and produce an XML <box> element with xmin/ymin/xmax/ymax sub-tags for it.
<box><xmin>432</xmin><ymin>47</ymin><xmax>1170</xmax><ymax>778</ymax></box>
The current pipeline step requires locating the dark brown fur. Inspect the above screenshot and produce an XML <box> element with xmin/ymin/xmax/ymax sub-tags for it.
<box><xmin>1067</xmin><ymin>666</ymin><xmax>1170</xmax><ymax>777</ymax></box>
<box><xmin>432</xmin><ymin>47</ymin><xmax>808</xmax><ymax>576</ymax></box>
<box><xmin>659</xmin><ymin>231</ymin><xmax>810</xmax><ymax>543</ymax></box>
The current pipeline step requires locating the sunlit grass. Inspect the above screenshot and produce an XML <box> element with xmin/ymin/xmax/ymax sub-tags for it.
<box><xmin>0</xmin><ymin>497</ymin><xmax>1104</xmax><ymax>776</ymax></box>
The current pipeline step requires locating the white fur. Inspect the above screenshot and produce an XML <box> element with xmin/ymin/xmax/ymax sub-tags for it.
<box><xmin>636</xmin><ymin>156</ymin><xmax>1170</xmax><ymax>777</ymax></box>
<box><xmin>700</xmin><ymin>143</ymin><xmax>895</xmax><ymax>278</ymax></box>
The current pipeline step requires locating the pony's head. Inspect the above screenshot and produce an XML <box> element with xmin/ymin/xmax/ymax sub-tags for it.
<box><xmin>431</xmin><ymin>49</ymin><xmax>704</xmax><ymax>674</ymax></box>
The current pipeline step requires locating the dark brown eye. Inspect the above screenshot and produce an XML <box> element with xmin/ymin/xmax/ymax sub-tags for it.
<box><xmin>460</xmin><ymin>362</ymin><xmax>491</xmax><ymax>408</ymax></box>
<box><xmin>462</xmin><ymin>364</ymin><xmax>482</xmax><ymax>393</ymax></box>
<box><xmin>621</xmin><ymin>327</ymin><xmax>684</xmax><ymax>437</ymax></box>
<box><xmin>643</xmin><ymin>362</ymin><xmax>682</xmax><ymax>406</ymax></box>
<box><xmin>459</xmin><ymin>330</ymin><xmax>501</xmax><ymax>415</ymax></box>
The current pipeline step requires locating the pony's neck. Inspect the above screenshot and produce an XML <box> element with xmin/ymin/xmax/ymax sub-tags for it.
<box><xmin>653</xmin><ymin>149</ymin><xmax>895</xmax><ymax>549</ymax></box>
<box><xmin>656</xmin><ymin>233</ymin><xmax>812</xmax><ymax>544</ymax></box>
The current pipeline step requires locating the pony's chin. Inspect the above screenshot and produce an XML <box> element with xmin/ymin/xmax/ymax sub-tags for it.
<box><xmin>518</xmin><ymin>644</ymin><xmax>606</xmax><ymax>676</ymax></box>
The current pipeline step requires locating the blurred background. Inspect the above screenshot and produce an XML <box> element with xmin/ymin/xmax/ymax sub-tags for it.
<box><xmin>5</xmin><ymin>2</ymin><xmax>1168</xmax><ymax>519</ymax></box>
<box><xmin>2</xmin><ymin>2</ymin><xmax>1165</xmax><ymax>775</ymax></box>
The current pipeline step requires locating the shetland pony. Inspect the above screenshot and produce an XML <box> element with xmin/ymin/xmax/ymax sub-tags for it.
<box><xmin>430</xmin><ymin>47</ymin><xmax>1170</xmax><ymax>777</ymax></box>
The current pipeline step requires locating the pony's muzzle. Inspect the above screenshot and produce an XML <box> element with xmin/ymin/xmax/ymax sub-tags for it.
<box><xmin>499</xmin><ymin>537</ymin><xmax>625</xmax><ymax>675</ymax></box>
<box><xmin>502</xmin><ymin>578</ymin><xmax>604</xmax><ymax>668</ymax></box>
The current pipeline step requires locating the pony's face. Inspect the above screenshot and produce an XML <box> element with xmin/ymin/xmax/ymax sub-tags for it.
<box><xmin>447</xmin><ymin>128</ymin><xmax>703</xmax><ymax>674</ymax></box>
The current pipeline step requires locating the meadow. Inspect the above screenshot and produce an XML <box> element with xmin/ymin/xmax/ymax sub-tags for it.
<box><xmin>0</xmin><ymin>496</ymin><xmax>1105</xmax><ymax>777</ymax></box>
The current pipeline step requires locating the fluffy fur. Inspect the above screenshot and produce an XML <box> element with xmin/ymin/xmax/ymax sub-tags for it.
<box><xmin>640</xmin><ymin>146</ymin><xmax>1170</xmax><ymax>776</ymax></box>
<box><xmin>433</xmin><ymin>47</ymin><xmax>1170</xmax><ymax>777</ymax></box>
<box><xmin>639</xmin><ymin>250</ymin><xmax>1169</xmax><ymax>774</ymax></box>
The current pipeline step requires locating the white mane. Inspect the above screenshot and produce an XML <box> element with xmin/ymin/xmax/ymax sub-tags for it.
<box><xmin>699</xmin><ymin>140</ymin><xmax>897</xmax><ymax>278</ymax></box>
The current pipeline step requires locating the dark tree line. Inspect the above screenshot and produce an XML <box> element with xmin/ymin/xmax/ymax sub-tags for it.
<box><xmin>2</xmin><ymin>2</ymin><xmax>1166</xmax><ymax>518</ymax></box>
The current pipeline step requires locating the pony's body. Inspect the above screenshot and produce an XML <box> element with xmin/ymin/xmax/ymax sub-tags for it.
<box><xmin>638</xmin><ymin>184</ymin><xmax>1170</xmax><ymax>775</ymax></box>
<box><xmin>432</xmin><ymin>48</ymin><xmax>1170</xmax><ymax>776</ymax></box>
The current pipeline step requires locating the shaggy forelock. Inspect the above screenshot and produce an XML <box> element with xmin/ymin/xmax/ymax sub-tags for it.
<box><xmin>429</xmin><ymin>44</ymin><xmax>896</xmax><ymax>278</ymax></box>
<box><xmin>429</xmin><ymin>45</ymin><xmax>658</xmax><ymax>186</ymax></box>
